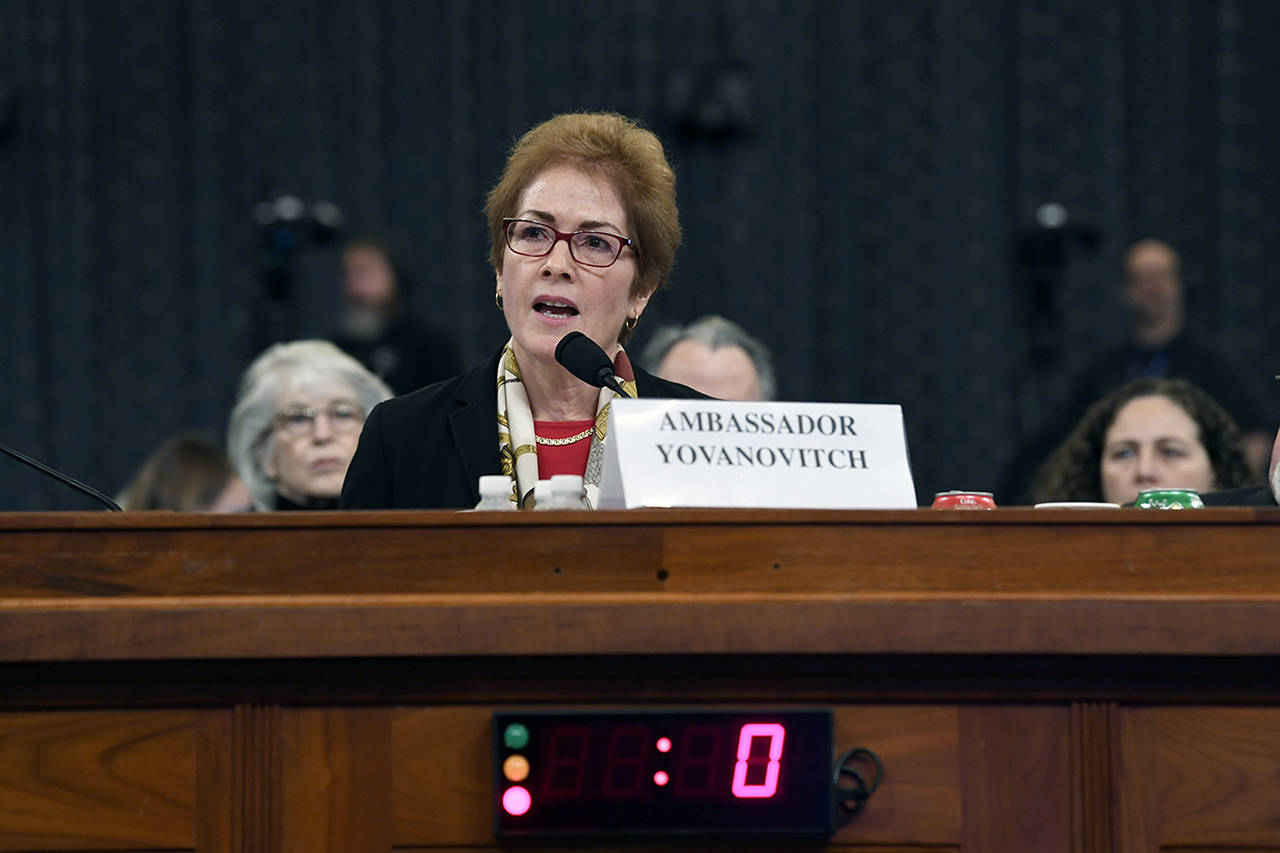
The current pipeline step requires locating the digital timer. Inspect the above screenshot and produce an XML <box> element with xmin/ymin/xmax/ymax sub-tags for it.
<box><xmin>493</xmin><ymin>710</ymin><xmax>834</xmax><ymax>836</ymax></box>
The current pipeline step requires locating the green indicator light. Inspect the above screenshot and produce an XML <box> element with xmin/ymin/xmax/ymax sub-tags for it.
<box><xmin>503</xmin><ymin>723</ymin><xmax>530</xmax><ymax>750</ymax></box>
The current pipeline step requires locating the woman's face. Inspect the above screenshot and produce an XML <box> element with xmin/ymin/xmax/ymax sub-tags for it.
<box><xmin>1100</xmin><ymin>394</ymin><xmax>1215</xmax><ymax>505</ymax></box>
<box><xmin>263</xmin><ymin>378</ymin><xmax>365</xmax><ymax>506</ymax></box>
<box><xmin>495</xmin><ymin>163</ymin><xmax>650</xmax><ymax>368</ymax></box>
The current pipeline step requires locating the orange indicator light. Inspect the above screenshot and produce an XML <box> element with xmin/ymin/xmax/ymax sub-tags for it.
<box><xmin>503</xmin><ymin>754</ymin><xmax>530</xmax><ymax>782</ymax></box>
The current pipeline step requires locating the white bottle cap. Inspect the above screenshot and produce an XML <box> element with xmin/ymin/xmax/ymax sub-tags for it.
<box><xmin>478</xmin><ymin>475</ymin><xmax>510</xmax><ymax>497</ymax></box>
<box><xmin>533</xmin><ymin>480</ymin><xmax>552</xmax><ymax>508</ymax></box>
<box><xmin>549</xmin><ymin>474</ymin><xmax>584</xmax><ymax>496</ymax></box>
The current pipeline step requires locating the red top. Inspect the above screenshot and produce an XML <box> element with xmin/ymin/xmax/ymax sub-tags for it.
<box><xmin>532</xmin><ymin>350</ymin><xmax>634</xmax><ymax>479</ymax></box>
<box><xmin>534</xmin><ymin>419</ymin><xmax>595</xmax><ymax>479</ymax></box>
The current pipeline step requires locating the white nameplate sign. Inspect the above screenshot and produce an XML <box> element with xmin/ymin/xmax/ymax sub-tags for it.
<box><xmin>598</xmin><ymin>399</ymin><xmax>916</xmax><ymax>509</ymax></box>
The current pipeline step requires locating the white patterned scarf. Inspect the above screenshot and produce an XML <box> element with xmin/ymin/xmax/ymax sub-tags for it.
<box><xmin>496</xmin><ymin>339</ymin><xmax>637</xmax><ymax>509</ymax></box>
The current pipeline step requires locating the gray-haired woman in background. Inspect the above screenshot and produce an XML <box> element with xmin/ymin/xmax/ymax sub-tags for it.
<box><xmin>229</xmin><ymin>340</ymin><xmax>391</xmax><ymax>510</ymax></box>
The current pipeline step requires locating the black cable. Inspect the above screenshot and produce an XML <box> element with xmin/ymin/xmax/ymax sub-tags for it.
<box><xmin>0</xmin><ymin>440</ymin><xmax>123</xmax><ymax>511</ymax></box>
<box><xmin>831</xmin><ymin>747</ymin><xmax>884</xmax><ymax>817</ymax></box>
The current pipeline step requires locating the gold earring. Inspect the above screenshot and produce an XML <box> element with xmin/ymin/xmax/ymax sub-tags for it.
<box><xmin>622</xmin><ymin>315</ymin><xmax>638</xmax><ymax>334</ymax></box>
<box><xmin>495</xmin><ymin>292</ymin><xmax>504</xmax><ymax>310</ymax></box>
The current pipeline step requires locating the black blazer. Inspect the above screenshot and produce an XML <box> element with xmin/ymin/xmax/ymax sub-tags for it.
<box><xmin>1200</xmin><ymin>484</ymin><xmax>1278</xmax><ymax>507</ymax></box>
<box><xmin>340</xmin><ymin>347</ymin><xmax>708</xmax><ymax>509</ymax></box>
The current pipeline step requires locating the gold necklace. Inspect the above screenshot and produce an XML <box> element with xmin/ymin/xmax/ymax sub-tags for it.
<box><xmin>535</xmin><ymin>427</ymin><xmax>595</xmax><ymax>446</ymax></box>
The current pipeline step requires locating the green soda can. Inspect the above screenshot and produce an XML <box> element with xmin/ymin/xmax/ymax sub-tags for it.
<box><xmin>1134</xmin><ymin>488</ymin><xmax>1204</xmax><ymax>509</ymax></box>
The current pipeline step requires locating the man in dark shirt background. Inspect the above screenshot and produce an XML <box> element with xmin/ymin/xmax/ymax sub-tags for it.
<box><xmin>1001</xmin><ymin>238</ymin><xmax>1271</xmax><ymax>502</ymax></box>
<box><xmin>1062</xmin><ymin>239</ymin><xmax>1271</xmax><ymax>471</ymax></box>
<box><xmin>330</xmin><ymin>233</ymin><xmax>464</xmax><ymax>396</ymax></box>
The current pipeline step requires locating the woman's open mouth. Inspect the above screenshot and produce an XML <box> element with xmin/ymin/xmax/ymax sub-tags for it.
<box><xmin>534</xmin><ymin>298</ymin><xmax>579</xmax><ymax>320</ymax></box>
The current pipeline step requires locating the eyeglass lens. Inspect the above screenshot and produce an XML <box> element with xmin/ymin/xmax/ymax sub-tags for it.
<box><xmin>505</xmin><ymin>219</ymin><xmax>625</xmax><ymax>267</ymax></box>
<box><xmin>276</xmin><ymin>403</ymin><xmax>364</xmax><ymax>435</ymax></box>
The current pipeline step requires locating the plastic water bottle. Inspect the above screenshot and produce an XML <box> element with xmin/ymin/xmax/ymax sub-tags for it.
<box><xmin>473</xmin><ymin>475</ymin><xmax>516</xmax><ymax>511</ymax></box>
<box><xmin>549</xmin><ymin>475</ymin><xmax>590</xmax><ymax>510</ymax></box>
<box><xmin>530</xmin><ymin>479</ymin><xmax>554</xmax><ymax>510</ymax></box>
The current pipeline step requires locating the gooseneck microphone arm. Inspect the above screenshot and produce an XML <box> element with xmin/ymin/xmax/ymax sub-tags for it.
<box><xmin>554</xmin><ymin>331</ymin><xmax>631</xmax><ymax>396</ymax></box>
<box><xmin>0</xmin><ymin>439</ymin><xmax>124</xmax><ymax>511</ymax></box>
<box><xmin>594</xmin><ymin>369</ymin><xmax>630</xmax><ymax>397</ymax></box>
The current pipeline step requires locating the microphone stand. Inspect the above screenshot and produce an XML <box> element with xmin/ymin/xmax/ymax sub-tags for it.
<box><xmin>0</xmin><ymin>440</ymin><xmax>123</xmax><ymax>511</ymax></box>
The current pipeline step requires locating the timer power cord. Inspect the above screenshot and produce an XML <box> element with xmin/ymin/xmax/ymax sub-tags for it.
<box><xmin>831</xmin><ymin>747</ymin><xmax>884</xmax><ymax>817</ymax></box>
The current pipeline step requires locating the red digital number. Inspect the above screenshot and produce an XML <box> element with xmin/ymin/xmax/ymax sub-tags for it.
<box><xmin>673</xmin><ymin>725</ymin><xmax>722</xmax><ymax>796</ymax></box>
<box><xmin>601</xmin><ymin>725</ymin><xmax>649</xmax><ymax>797</ymax></box>
<box><xmin>731</xmin><ymin>723</ymin><xmax>785</xmax><ymax>798</ymax></box>
<box><xmin>541</xmin><ymin>726</ymin><xmax>590</xmax><ymax>799</ymax></box>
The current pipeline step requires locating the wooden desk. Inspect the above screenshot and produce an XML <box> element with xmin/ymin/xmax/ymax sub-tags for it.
<box><xmin>1</xmin><ymin>508</ymin><xmax>1277</xmax><ymax>852</ymax></box>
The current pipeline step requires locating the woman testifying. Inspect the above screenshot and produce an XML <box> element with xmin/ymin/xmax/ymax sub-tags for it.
<box><xmin>340</xmin><ymin>113</ymin><xmax>704</xmax><ymax>510</ymax></box>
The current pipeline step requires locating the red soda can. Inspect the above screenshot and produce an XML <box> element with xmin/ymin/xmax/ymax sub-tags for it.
<box><xmin>931</xmin><ymin>490</ymin><xmax>997</xmax><ymax>510</ymax></box>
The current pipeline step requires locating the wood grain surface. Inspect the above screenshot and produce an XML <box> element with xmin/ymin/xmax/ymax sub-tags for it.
<box><xmin>196</xmin><ymin>710</ymin><xmax>232</xmax><ymax>853</ymax></box>
<box><xmin>280</xmin><ymin>707</ymin><xmax>391</xmax><ymax>853</ymax></box>
<box><xmin>0</xmin><ymin>710</ymin><xmax>197</xmax><ymax>850</ymax></box>
<box><xmin>1115</xmin><ymin>707</ymin><xmax>1280</xmax><ymax>852</ymax></box>
<box><xmin>1072</xmin><ymin>702</ymin><xmax>1114</xmax><ymax>853</ymax></box>
<box><xmin>2</xmin><ymin>511</ymin><xmax>1279</xmax><ymax>852</ymax></box>
<box><xmin>2</xmin><ymin>510</ymin><xmax>1279</xmax><ymax>661</ymax></box>
<box><xmin>959</xmin><ymin>706</ymin><xmax>1073</xmax><ymax>853</ymax></box>
<box><xmin>1</xmin><ymin>508</ymin><xmax>1275</xmax><ymax>597</ymax></box>
<box><xmin>389</xmin><ymin>847</ymin><xmax>955</xmax><ymax>852</ymax></box>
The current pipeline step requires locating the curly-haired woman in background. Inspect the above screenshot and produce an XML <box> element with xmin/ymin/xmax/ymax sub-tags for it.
<box><xmin>1033</xmin><ymin>377</ymin><xmax>1254</xmax><ymax>505</ymax></box>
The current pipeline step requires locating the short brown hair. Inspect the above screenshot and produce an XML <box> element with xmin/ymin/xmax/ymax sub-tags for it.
<box><xmin>485</xmin><ymin>113</ymin><xmax>681</xmax><ymax>335</ymax></box>
<box><xmin>119</xmin><ymin>433</ymin><xmax>237</xmax><ymax>511</ymax></box>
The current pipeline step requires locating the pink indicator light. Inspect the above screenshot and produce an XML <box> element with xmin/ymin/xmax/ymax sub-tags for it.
<box><xmin>656</xmin><ymin>736</ymin><xmax>672</xmax><ymax>753</ymax></box>
<box><xmin>502</xmin><ymin>785</ymin><xmax>532</xmax><ymax>816</ymax></box>
<box><xmin>653</xmin><ymin>770</ymin><xmax>670</xmax><ymax>786</ymax></box>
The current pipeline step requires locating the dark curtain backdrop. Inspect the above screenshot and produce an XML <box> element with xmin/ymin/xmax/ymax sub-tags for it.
<box><xmin>1</xmin><ymin>0</ymin><xmax>1277</xmax><ymax>509</ymax></box>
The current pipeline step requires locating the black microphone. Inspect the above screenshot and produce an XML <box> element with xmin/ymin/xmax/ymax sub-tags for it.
<box><xmin>0</xmin><ymin>440</ymin><xmax>123</xmax><ymax>511</ymax></box>
<box><xmin>555</xmin><ymin>331</ymin><xmax>630</xmax><ymax>396</ymax></box>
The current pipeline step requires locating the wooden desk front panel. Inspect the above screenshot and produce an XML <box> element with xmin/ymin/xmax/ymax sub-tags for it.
<box><xmin>0</xmin><ymin>703</ymin><xmax>1070</xmax><ymax>853</ymax></box>
<box><xmin>2</xmin><ymin>510</ymin><xmax>1278</xmax><ymax>852</ymax></box>
<box><xmin>0</xmin><ymin>709</ymin><xmax>229</xmax><ymax>853</ymax></box>
<box><xmin>1115</xmin><ymin>706</ymin><xmax>1280</xmax><ymax>853</ymax></box>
